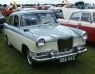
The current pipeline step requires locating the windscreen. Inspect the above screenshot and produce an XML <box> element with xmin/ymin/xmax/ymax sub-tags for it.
<box><xmin>21</xmin><ymin>13</ymin><xmax>57</xmax><ymax>27</ymax></box>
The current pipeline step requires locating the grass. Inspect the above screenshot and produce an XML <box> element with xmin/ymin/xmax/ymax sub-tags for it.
<box><xmin>0</xmin><ymin>35</ymin><xmax>95</xmax><ymax>74</ymax></box>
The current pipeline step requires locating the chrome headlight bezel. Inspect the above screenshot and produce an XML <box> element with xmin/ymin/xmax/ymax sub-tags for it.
<box><xmin>82</xmin><ymin>33</ymin><xmax>88</xmax><ymax>41</ymax></box>
<box><xmin>36</xmin><ymin>38</ymin><xmax>45</xmax><ymax>47</ymax></box>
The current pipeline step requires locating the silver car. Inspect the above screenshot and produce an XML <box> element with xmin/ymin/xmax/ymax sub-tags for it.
<box><xmin>4</xmin><ymin>10</ymin><xmax>87</xmax><ymax>67</ymax></box>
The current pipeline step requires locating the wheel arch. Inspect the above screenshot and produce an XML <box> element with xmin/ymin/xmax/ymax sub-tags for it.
<box><xmin>22</xmin><ymin>44</ymin><xmax>29</xmax><ymax>56</ymax></box>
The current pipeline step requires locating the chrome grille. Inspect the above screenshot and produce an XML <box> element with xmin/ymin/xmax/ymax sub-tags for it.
<box><xmin>57</xmin><ymin>37</ymin><xmax>73</xmax><ymax>52</ymax></box>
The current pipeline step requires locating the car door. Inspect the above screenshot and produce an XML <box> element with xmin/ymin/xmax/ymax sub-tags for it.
<box><xmin>7</xmin><ymin>15</ymin><xmax>22</xmax><ymax>51</ymax></box>
<box><xmin>64</xmin><ymin>12</ymin><xmax>82</xmax><ymax>28</ymax></box>
<box><xmin>5</xmin><ymin>15</ymin><xmax>14</xmax><ymax>45</ymax></box>
<box><xmin>78</xmin><ymin>12</ymin><xmax>95</xmax><ymax>43</ymax></box>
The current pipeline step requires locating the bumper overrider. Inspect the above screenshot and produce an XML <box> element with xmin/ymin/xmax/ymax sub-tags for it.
<box><xmin>30</xmin><ymin>46</ymin><xmax>87</xmax><ymax>62</ymax></box>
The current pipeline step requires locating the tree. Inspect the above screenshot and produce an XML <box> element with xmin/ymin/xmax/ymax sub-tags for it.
<box><xmin>0</xmin><ymin>4</ymin><xmax>2</xmax><ymax>6</ymax></box>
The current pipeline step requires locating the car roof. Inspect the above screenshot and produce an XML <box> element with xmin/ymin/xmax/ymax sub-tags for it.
<box><xmin>49</xmin><ymin>7</ymin><xmax>63</xmax><ymax>10</ymax></box>
<box><xmin>19</xmin><ymin>8</ymin><xmax>37</xmax><ymax>11</ymax></box>
<box><xmin>73</xmin><ymin>9</ymin><xmax>95</xmax><ymax>13</ymax></box>
<box><xmin>10</xmin><ymin>10</ymin><xmax>53</xmax><ymax>16</ymax></box>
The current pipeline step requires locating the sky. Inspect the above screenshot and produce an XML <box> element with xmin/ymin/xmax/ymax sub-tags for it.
<box><xmin>0</xmin><ymin>0</ymin><xmax>95</xmax><ymax>4</ymax></box>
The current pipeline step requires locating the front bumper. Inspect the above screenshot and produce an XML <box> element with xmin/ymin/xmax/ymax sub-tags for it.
<box><xmin>31</xmin><ymin>47</ymin><xmax>87</xmax><ymax>62</ymax></box>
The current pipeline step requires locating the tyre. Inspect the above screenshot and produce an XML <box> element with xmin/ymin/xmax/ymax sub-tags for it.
<box><xmin>6</xmin><ymin>35</ymin><xmax>12</xmax><ymax>47</ymax></box>
<box><xmin>26</xmin><ymin>50</ymin><xmax>37</xmax><ymax>67</ymax></box>
<box><xmin>7</xmin><ymin>40</ymin><xmax>11</xmax><ymax>46</ymax></box>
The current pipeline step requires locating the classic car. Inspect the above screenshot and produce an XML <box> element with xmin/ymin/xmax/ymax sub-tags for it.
<box><xmin>1</xmin><ymin>9</ymin><xmax>15</xmax><ymax>16</ymax></box>
<box><xmin>58</xmin><ymin>9</ymin><xmax>95</xmax><ymax>44</ymax></box>
<box><xmin>0</xmin><ymin>4</ymin><xmax>16</xmax><ymax>16</ymax></box>
<box><xmin>4</xmin><ymin>10</ymin><xmax>87</xmax><ymax>67</ymax></box>
<box><xmin>49</xmin><ymin>7</ymin><xmax>80</xmax><ymax>19</ymax></box>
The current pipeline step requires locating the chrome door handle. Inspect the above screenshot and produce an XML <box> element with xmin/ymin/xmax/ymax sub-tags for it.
<box><xmin>77</xmin><ymin>23</ymin><xmax>81</xmax><ymax>28</ymax></box>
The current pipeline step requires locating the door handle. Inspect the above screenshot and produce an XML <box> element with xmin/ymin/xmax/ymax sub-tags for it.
<box><xmin>77</xmin><ymin>23</ymin><xmax>81</xmax><ymax>28</ymax></box>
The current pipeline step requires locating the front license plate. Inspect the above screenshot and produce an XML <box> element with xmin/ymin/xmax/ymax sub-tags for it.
<box><xmin>60</xmin><ymin>55</ymin><xmax>75</xmax><ymax>63</ymax></box>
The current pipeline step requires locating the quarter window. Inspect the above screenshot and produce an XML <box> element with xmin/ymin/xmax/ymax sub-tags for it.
<box><xmin>81</xmin><ymin>13</ymin><xmax>91</xmax><ymax>22</ymax></box>
<box><xmin>69</xmin><ymin>12</ymin><xmax>81</xmax><ymax>21</ymax></box>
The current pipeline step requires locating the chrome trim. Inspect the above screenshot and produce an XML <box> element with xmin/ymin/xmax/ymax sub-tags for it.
<box><xmin>32</xmin><ymin>48</ymin><xmax>87</xmax><ymax>62</ymax></box>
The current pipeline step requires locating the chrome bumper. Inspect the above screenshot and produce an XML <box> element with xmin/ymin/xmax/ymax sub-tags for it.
<box><xmin>31</xmin><ymin>47</ymin><xmax>87</xmax><ymax>62</ymax></box>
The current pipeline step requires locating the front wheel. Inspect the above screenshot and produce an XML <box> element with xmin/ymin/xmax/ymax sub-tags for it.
<box><xmin>26</xmin><ymin>51</ymin><xmax>36</xmax><ymax>67</ymax></box>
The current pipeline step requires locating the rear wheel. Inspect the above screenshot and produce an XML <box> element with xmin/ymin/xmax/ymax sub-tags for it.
<box><xmin>6</xmin><ymin>35</ymin><xmax>12</xmax><ymax>47</ymax></box>
<box><xmin>8</xmin><ymin>40</ymin><xmax>11</xmax><ymax>46</ymax></box>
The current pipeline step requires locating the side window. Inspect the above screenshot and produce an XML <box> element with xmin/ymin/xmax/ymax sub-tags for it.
<box><xmin>9</xmin><ymin>16</ymin><xmax>14</xmax><ymax>25</ymax></box>
<box><xmin>81</xmin><ymin>12</ymin><xmax>91</xmax><ymax>22</ymax></box>
<box><xmin>69</xmin><ymin>12</ymin><xmax>81</xmax><ymax>21</ymax></box>
<box><xmin>14</xmin><ymin>15</ymin><xmax>19</xmax><ymax>27</ymax></box>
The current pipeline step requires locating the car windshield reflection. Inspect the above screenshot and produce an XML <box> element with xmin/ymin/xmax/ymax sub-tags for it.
<box><xmin>21</xmin><ymin>13</ymin><xmax>57</xmax><ymax>27</ymax></box>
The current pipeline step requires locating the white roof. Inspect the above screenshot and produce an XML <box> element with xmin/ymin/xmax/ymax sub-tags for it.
<box><xmin>73</xmin><ymin>9</ymin><xmax>95</xmax><ymax>13</ymax></box>
<box><xmin>19</xmin><ymin>8</ymin><xmax>37</xmax><ymax>11</ymax></box>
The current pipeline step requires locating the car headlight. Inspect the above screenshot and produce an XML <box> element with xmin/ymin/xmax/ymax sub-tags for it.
<box><xmin>82</xmin><ymin>33</ymin><xmax>88</xmax><ymax>41</ymax></box>
<box><xmin>36</xmin><ymin>38</ymin><xmax>45</xmax><ymax>47</ymax></box>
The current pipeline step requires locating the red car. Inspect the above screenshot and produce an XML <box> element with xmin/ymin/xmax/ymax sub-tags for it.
<box><xmin>58</xmin><ymin>9</ymin><xmax>95</xmax><ymax>44</ymax></box>
<box><xmin>1</xmin><ymin>9</ymin><xmax>15</xmax><ymax>16</ymax></box>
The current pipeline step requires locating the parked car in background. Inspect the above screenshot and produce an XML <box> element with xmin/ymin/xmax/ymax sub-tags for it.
<box><xmin>0</xmin><ymin>6</ymin><xmax>5</xmax><ymax>10</ymax></box>
<box><xmin>49</xmin><ymin>7</ymin><xmax>80</xmax><ymax>19</ymax></box>
<box><xmin>4</xmin><ymin>10</ymin><xmax>87</xmax><ymax>67</ymax></box>
<box><xmin>58</xmin><ymin>9</ymin><xmax>95</xmax><ymax>44</ymax></box>
<box><xmin>1</xmin><ymin>9</ymin><xmax>15</xmax><ymax>16</ymax></box>
<box><xmin>0</xmin><ymin>11</ymin><xmax>5</xmax><ymax>29</ymax></box>
<box><xmin>48</xmin><ymin>7</ymin><xmax>64</xmax><ymax>19</ymax></box>
<box><xmin>0</xmin><ymin>6</ymin><xmax>15</xmax><ymax>16</ymax></box>
<box><xmin>18</xmin><ymin>8</ymin><xmax>37</xmax><ymax>11</ymax></box>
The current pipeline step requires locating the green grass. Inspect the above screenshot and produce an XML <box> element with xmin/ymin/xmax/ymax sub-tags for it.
<box><xmin>0</xmin><ymin>35</ymin><xmax>95</xmax><ymax>74</ymax></box>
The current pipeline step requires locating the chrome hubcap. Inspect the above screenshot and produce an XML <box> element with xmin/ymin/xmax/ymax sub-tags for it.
<box><xmin>27</xmin><ymin>52</ymin><xmax>32</xmax><ymax>65</ymax></box>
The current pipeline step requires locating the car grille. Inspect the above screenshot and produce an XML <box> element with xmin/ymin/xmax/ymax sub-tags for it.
<box><xmin>57</xmin><ymin>37</ymin><xmax>73</xmax><ymax>52</ymax></box>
